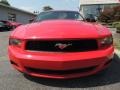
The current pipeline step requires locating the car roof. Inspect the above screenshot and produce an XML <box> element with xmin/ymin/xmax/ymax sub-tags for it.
<box><xmin>40</xmin><ymin>10</ymin><xmax>79</xmax><ymax>13</ymax></box>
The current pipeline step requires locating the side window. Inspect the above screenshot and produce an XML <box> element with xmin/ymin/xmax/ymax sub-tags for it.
<box><xmin>8</xmin><ymin>13</ymin><xmax>16</xmax><ymax>21</ymax></box>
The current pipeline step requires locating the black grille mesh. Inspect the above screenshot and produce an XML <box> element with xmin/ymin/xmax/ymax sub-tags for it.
<box><xmin>25</xmin><ymin>39</ymin><xmax>98</xmax><ymax>52</ymax></box>
<box><xmin>26</xmin><ymin>66</ymin><xmax>97</xmax><ymax>75</ymax></box>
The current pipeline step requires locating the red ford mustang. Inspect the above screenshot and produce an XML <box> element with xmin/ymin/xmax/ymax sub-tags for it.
<box><xmin>8</xmin><ymin>11</ymin><xmax>114</xmax><ymax>79</ymax></box>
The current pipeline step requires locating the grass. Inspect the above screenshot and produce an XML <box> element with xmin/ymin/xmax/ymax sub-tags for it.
<box><xmin>112</xmin><ymin>22</ymin><xmax>120</xmax><ymax>33</ymax></box>
<box><xmin>113</xmin><ymin>35</ymin><xmax>120</xmax><ymax>50</ymax></box>
<box><xmin>114</xmin><ymin>42</ymin><xmax>120</xmax><ymax>50</ymax></box>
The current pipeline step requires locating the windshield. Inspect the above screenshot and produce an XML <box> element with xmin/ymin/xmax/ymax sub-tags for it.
<box><xmin>35</xmin><ymin>11</ymin><xmax>84</xmax><ymax>22</ymax></box>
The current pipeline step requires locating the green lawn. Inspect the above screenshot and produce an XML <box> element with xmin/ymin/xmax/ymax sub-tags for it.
<box><xmin>113</xmin><ymin>33</ymin><xmax>120</xmax><ymax>50</ymax></box>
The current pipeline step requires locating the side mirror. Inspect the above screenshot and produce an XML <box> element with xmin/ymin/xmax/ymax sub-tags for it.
<box><xmin>85</xmin><ymin>14</ymin><xmax>97</xmax><ymax>22</ymax></box>
<box><xmin>29</xmin><ymin>18</ymin><xmax>34</xmax><ymax>23</ymax></box>
<box><xmin>86</xmin><ymin>18</ymin><xmax>96</xmax><ymax>22</ymax></box>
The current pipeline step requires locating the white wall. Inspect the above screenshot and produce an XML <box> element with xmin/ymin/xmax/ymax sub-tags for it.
<box><xmin>80</xmin><ymin>0</ymin><xmax>120</xmax><ymax>5</ymax></box>
<box><xmin>0</xmin><ymin>6</ymin><xmax>35</xmax><ymax>24</ymax></box>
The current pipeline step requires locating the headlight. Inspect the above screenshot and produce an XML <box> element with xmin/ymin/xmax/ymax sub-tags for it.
<box><xmin>9</xmin><ymin>38</ymin><xmax>22</xmax><ymax>46</ymax></box>
<box><xmin>100</xmin><ymin>36</ymin><xmax>113</xmax><ymax>47</ymax></box>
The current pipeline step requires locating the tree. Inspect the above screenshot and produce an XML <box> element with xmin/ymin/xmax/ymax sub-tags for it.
<box><xmin>98</xmin><ymin>7</ymin><xmax>114</xmax><ymax>23</ymax></box>
<box><xmin>98</xmin><ymin>5</ymin><xmax>120</xmax><ymax>22</ymax></box>
<box><xmin>43</xmin><ymin>6</ymin><xmax>53</xmax><ymax>11</ymax></box>
<box><xmin>113</xmin><ymin>5</ymin><xmax>120</xmax><ymax>21</ymax></box>
<box><xmin>0</xmin><ymin>0</ymin><xmax>10</xmax><ymax>6</ymax></box>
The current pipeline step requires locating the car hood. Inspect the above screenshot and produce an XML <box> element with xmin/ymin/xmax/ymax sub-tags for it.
<box><xmin>12</xmin><ymin>20</ymin><xmax>111</xmax><ymax>39</ymax></box>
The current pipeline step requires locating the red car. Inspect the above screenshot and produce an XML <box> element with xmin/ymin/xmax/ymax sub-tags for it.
<box><xmin>1</xmin><ymin>20</ymin><xmax>22</xmax><ymax>30</ymax></box>
<box><xmin>8</xmin><ymin>11</ymin><xmax>114</xmax><ymax>79</ymax></box>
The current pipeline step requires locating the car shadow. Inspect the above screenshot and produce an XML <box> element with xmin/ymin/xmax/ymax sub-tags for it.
<box><xmin>24</xmin><ymin>54</ymin><xmax>120</xmax><ymax>88</ymax></box>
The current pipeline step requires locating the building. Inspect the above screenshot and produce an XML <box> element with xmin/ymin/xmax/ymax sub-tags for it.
<box><xmin>80</xmin><ymin>0</ymin><xmax>120</xmax><ymax>17</ymax></box>
<box><xmin>0</xmin><ymin>0</ymin><xmax>36</xmax><ymax>24</ymax></box>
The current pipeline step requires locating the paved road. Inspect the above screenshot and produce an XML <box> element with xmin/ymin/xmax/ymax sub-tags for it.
<box><xmin>0</xmin><ymin>31</ymin><xmax>120</xmax><ymax>90</ymax></box>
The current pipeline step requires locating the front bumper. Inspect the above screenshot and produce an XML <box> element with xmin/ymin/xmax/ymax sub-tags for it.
<box><xmin>8</xmin><ymin>46</ymin><xmax>114</xmax><ymax>79</ymax></box>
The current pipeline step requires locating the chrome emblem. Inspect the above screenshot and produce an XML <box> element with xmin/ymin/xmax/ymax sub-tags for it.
<box><xmin>55</xmin><ymin>43</ymin><xmax>72</xmax><ymax>50</ymax></box>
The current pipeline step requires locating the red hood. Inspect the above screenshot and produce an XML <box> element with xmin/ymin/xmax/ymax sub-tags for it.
<box><xmin>11</xmin><ymin>20</ymin><xmax>111</xmax><ymax>39</ymax></box>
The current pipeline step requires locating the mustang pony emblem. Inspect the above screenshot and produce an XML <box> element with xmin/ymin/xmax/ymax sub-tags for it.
<box><xmin>55</xmin><ymin>43</ymin><xmax>72</xmax><ymax>50</ymax></box>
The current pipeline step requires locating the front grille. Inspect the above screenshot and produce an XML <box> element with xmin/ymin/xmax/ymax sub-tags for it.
<box><xmin>26</xmin><ymin>66</ymin><xmax>97</xmax><ymax>75</ymax></box>
<box><xmin>25</xmin><ymin>39</ymin><xmax>98</xmax><ymax>52</ymax></box>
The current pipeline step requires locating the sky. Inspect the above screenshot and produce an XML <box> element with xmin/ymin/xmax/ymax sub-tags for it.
<box><xmin>9</xmin><ymin>0</ymin><xmax>80</xmax><ymax>13</ymax></box>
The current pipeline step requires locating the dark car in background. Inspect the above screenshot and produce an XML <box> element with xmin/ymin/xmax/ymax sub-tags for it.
<box><xmin>0</xmin><ymin>21</ymin><xmax>10</xmax><ymax>31</ymax></box>
<box><xmin>0</xmin><ymin>20</ymin><xmax>22</xmax><ymax>31</ymax></box>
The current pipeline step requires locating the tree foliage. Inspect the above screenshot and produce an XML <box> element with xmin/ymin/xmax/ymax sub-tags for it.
<box><xmin>43</xmin><ymin>6</ymin><xmax>53</xmax><ymax>11</ymax></box>
<box><xmin>0</xmin><ymin>0</ymin><xmax>10</xmax><ymax>6</ymax></box>
<box><xmin>98</xmin><ymin>5</ymin><xmax>120</xmax><ymax>22</ymax></box>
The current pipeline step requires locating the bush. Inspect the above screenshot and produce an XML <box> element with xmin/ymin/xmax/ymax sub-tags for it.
<box><xmin>98</xmin><ymin>5</ymin><xmax>120</xmax><ymax>23</ymax></box>
<box><xmin>112</xmin><ymin>22</ymin><xmax>120</xmax><ymax>33</ymax></box>
<box><xmin>112</xmin><ymin>22</ymin><xmax>120</xmax><ymax>27</ymax></box>
<box><xmin>98</xmin><ymin>8</ymin><xmax>114</xmax><ymax>23</ymax></box>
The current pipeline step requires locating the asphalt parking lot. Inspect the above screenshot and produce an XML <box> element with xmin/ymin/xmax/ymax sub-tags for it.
<box><xmin>0</xmin><ymin>31</ymin><xmax>120</xmax><ymax>90</ymax></box>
